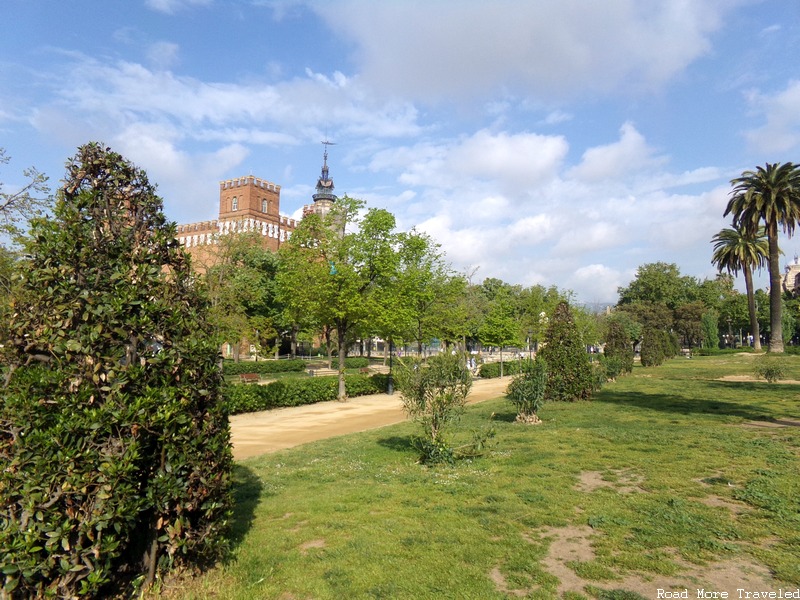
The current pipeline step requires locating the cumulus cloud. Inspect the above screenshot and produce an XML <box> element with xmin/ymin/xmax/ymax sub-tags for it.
<box><xmin>146</xmin><ymin>41</ymin><xmax>181</xmax><ymax>70</ymax></box>
<box><xmin>313</xmin><ymin>0</ymin><xmax>732</xmax><ymax>102</ymax></box>
<box><xmin>744</xmin><ymin>80</ymin><xmax>800</xmax><ymax>154</ymax></box>
<box><xmin>568</xmin><ymin>122</ymin><xmax>668</xmax><ymax>182</ymax></box>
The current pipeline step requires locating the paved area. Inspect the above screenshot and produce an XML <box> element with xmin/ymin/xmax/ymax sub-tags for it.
<box><xmin>230</xmin><ymin>377</ymin><xmax>510</xmax><ymax>460</ymax></box>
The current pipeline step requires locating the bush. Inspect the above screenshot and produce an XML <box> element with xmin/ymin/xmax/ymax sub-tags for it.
<box><xmin>505</xmin><ymin>357</ymin><xmax>547</xmax><ymax>423</ymax></box>
<box><xmin>604</xmin><ymin>320</ymin><xmax>633</xmax><ymax>374</ymax></box>
<box><xmin>539</xmin><ymin>302</ymin><xmax>593</xmax><ymax>402</ymax></box>
<box><xmin>0</xmin><ymin>144</ymin><xmax>231</xmax><ymax>598</ymax></box>
<box><xmin>394</xmin><ymin>353</ymin><xmax>473</xmax><ymax>464</ymax></box>
<box><xmin>224</xmin><ymin>374</ymin><xmax>388</xmax><ymax>414</ymax></box>
<box><xmin>601</xmin><ymin>355</ymin><xmax>626</xmax><ymax>380</ymax></box>
<box><xmin>754</xmin><ymin>357</ymin><xmax>787</xmax><ymax>383</ymax></box>
<box><xmin>331</xmin><ymin>356</ymin><xmax>370</xmax><ymax>369</ymax></box>
<box><xmin>477</xmin><ymin>359</ymin><xmax>524</xmax><ymax>379</ymax></box>
<box><xmin>223</xmin><ymin>359</ymin><xmax>306</xmax><ymax>376</ymax></box>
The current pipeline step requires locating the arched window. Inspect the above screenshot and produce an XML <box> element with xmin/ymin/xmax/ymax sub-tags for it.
<box><xmin>231</xmin><ymin>196</ymin><xmax>238</xmax><ymax>211</ymax></box>
<box><xmin>262</xmin><ymin>199</ymin><xmax>268</xmax><ymax>213</ymax></box>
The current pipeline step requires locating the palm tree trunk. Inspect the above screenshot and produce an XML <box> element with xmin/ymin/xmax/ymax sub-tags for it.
<box><xmin>767</xmin><ymin>226</ymin><xmax>784</xmax><ymax>353</ymax></box>
<box><xmin>743</xmin><ymin>266</ymin><xmax>761</xmax><ymax>351</ymax></box>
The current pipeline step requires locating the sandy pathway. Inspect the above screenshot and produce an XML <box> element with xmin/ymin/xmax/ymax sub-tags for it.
<box><xmin>230</xmin><ymin>377</ymin><xmax>510</xmax><ymax>460</ymax></box>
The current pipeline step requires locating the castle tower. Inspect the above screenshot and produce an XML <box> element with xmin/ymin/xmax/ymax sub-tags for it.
<box><xmin>304</xmin><ymin>141</ymin><xmax>337</xmax><ymax>218</ymax></box>
<box><xmin>219</xmin><ymin>175</ymin><xmax>281</xmax><ymax>221</ymax></box>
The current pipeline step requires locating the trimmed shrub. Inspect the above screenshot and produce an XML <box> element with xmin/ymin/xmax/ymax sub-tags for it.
<box><xmin>477</xmin><ymin>359</ymin><xmax>525</xmax><ymax>379</ymax></box>
<box><xmin>223</xmin><ymin>359</ymin><xmax>306</xmax><ymax>376</ymax></box>
<box><xmin>0</xmin><ymin>144</ymin><xmax>231</xmax><ymax>598</ymax></box>
<box><xmin>604</xmin><ymin>320</ymin><xmax>634</xmax><ymax>374</ymax></box>
<box><xmin>331</xmin><ymin>356</ymin><xmax>370</xmax><ymax>369</ymax></box>
<box><xmin>224</xmin><ymin>374</ymin><xmax>387</xmax><ymax>414</ymax></box>
<box><xmin>754</xmin><ymin>357</ymin><xmax>786</xmax><ymax>383</ymax></box>
<box><xmin>539</xmin><ymin>302</ymin><xmax>594</xmax><ymax>402</ymax></box>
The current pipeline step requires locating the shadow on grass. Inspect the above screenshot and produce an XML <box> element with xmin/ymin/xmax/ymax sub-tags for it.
<box><xmin>377</xmin><ymin>435</ymin><xmax>415</xmax><ymax>453</ymax></box>
<box><xmin>595</xmin><ymin>386</ymin><xmax>779</xmax><ymax>422</ymax></box>
<box><xmin>225</xmin><ymin>464</ymin><xmax>265</xmax><ymax>556</ymax></box>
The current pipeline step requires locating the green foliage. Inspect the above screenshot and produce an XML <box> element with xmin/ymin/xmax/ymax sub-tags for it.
<box><xmin>505</xmin><ymin>357</ymin><xmax>548</xmax><ymax>420</ymax></box>
<box><xmin>539</xmin><ymin>302</ymin><xmax>593</xmax><ymax>402</ymax></box>
<box><xmin>700</xmin><ymin>310</ymin><xmax>720</xmax><ymax>349</ymax></box>
<box><xmin>330</xmin><ymin>356</ymin><xmax>370</xmax><ymax>369</ymax></box>
<box><xmin>603</xmin><ymin>319</ymin><xmax>634</xmax><ymax>374</ymax></box>
<box><xmin>224</xmin><ymin>374</ymin><xmax>388</xmax><ymax>414</ymax></box>
<box><xmin>640</xmin><ymin>326</ymin><xmax>665</xmax><ymax>367</ymax></box>
<box><xmin>394</xmin><ymin>352</ymin><xmax>472</xmax><ymax>464</ymax></box>
<box><xmin>0</xmin><ymin>143</ymin><xmax>231</xmax><ymax>598</ymax></box>
<box><xmin>754</xmin><ymin>356</ymin><xmax>787</xmax><ymax>383</ymax></box>
<box><xmin>223</xmin><ymin>359</ymin><xmax>306</xmax><ymax>376</ymax></box>
<box><xmin>477</xmin><ymin>359</ymin><xmax>525</xmax><ymax>379</ymax></box>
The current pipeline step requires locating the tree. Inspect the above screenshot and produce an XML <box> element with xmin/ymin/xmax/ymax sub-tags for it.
<box><xmin>279</xmin><ymin>196</ymin><xmax>400</xmax><ymax>400</ymax></box>
<box><xmin>674</xmin><ymin>301</ymin><xmax>707</xmax><ymax>348</ymax></box>
<box><xmin>0</xmin><ymin>143</ymin><xmax>231</xmax><ymax>597</ymax></box>
<box><xmin>539</xmin><ymin>302</ymin><xmax>593</xmax><ymax>402</ymax></box>
<box><xmin>617</xmin><ymin>262</ymin><xmax>698</xmax><ymax>310</ymax></box>
<box><xmin>603</xmin><ymin>318</ymin><xmax>634</xmax><ymax>374</ymax></box>
<box><xmin>725</xmin><ymin>163</ymin><xmax>800</xmax><ymax>353</ymax></box>
<box><xmin>0</xmin><ymin>148</ymin><xmax>50</xmax><ymax>243</ymax></box>
<box><xmin>711</xmin><ymin>225</ymin><xmax>768</xmax><ymax>351</ymax></box>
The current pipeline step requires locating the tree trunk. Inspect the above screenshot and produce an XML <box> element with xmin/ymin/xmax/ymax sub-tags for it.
<box><xmin>768</xmin><ymin>226</ymin><xmax>784</xmax><ymax>352</ymax></box>
<box><xmin>744</xmin><ymin>265</ymin><xmax>762</xmax><ymax>351</ymax></box>
<box><xmin>337</xmin><ymin>323</ymin><xmax>348</xmax><ymax>401</ymax></box>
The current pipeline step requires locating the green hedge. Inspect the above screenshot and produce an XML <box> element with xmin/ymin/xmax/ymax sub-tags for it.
<box><xmin>223</xmin><ymin>359</ymin><xmax>307</xmax><ymax>376</ymax></box>
<box><xmin>330</xmin><ymin>357</ymin><xmax>371</xmax><ymax>369</ymax></box>
<box><xmin>224</xmin><ymin>374</ymin><xmax>389</xmax><ymax>414</ymax></box>
<box><xmin>478</xmin><ymin>360</ymin><xmax>526</xmax><ymax>379</ymax></box>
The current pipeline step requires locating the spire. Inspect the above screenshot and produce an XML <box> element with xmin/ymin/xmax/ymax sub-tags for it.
<box><xmin>313</xmin><ymin>140</ymin><xmax>336</xmax><ymax>204</ymax></box>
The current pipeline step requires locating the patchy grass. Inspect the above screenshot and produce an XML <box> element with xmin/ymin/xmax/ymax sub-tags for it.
<box><xmin>163</xmin><ymin>354</ymin><xmax>800</xmax><ymax>599</ymax></box>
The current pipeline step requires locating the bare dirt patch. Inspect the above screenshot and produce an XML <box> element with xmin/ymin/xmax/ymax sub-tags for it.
<box><xmin>488</xmin><ymin>566</ymin><xmax>529</xmax><ymax>597</ymax></box>
<box><xmin>531</xmin><ymin>525</ymin><xmax>781</xmax><ymax>597</ymax></box>
<box><xmin>576</xmin><ymin>469</ymin><xmax>645</xmax><ymax>494</ymax></box>
<box><xmin>717</xmin><ymin>374</ymin><xmax>800</xmax><ymax>385</ymax></box>
<box><xmin>298</xmin><ymin>539</ymin><xmax>326</xmax><ymax>555</ymax></box>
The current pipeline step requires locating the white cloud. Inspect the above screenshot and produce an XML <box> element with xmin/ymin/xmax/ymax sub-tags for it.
<box><xmin>313</xmin><ymin>0</ymin><xmax>732</xmax><ymax>103</ymax></box>
<box><xmin>147</xmin><ymin>41</ymin><xmax>181</xmax><ymax>70</ymax></box>
<box><xmin>744</xmin><ymin>80</ymin><xmax>800</xmax><ymax>154</ymax></box>
<box><xmin>568</xmin><ymin>122</ymin><xmax>667</xmax><ymax>182</ymax></box>
<box><xmin>145</xmin><ymin>0</ymin><xmax>212</xmax><ymax>14</ymax></box>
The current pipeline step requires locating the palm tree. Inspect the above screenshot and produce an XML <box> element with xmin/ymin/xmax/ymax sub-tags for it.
<box><xmin>724</xmin><ymin>162</ymin><xmax>800</xmax><ymax>353</ymax></box>
<box><xmin>711</xmin><ymin>225</ymin><xmax>768</xmax><ymax>351</ymax></box>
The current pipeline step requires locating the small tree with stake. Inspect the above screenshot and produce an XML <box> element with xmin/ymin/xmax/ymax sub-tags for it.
<box><xmin>506</xmin><ymin>356</ymin><xmax>548</xmax><ymax>424</ymax></box>
<box><xmin>0</xmin><ymin>143</ymin><xmax>232</xmax><ymax>598</ymax></box>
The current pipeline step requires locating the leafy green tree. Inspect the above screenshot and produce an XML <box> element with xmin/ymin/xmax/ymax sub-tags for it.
<box><xmin>478</xmin><ymin>289</ymin><xmax>520</xmax><ymax>377</ymax></box>
<box><xmin>725</xmin><ymin>162</ymin><xmax>800</xmax><ymax>353</ymax></box>
<box><xmin>394</xmin><ymin>351</ymin><xmax>472</xmax><ymax>464</ymax></box>
<box><xmin>700</xmin><ymin>309</ymin><xmax>720</xmax><ymax>350</ymax></box>
<box><xmin>617</xmin><ymin>262</ymin><xmax>698</xmax><ymax>310</ymax></box>
<box><xmin>539</xmin><ymin>302</ymin><xmax>593</xmax><ymax>402</ymax></box>
<box><xmin>279</xmin><ymin>196</ymin><xmax>400</xmax><ymax>400</ymax></box>
<box><xmin>674</xmin><ymin>301</ymin><xmax>706</xmax><ymax>348</ymax></box>
<box><xmin>603</xmin><ymin>319</ymin><xmax>634</xmax><ymax>374</ymax></box>
<box><xmin>0</xmin><ymin>143</ymin><xmax>231</xmax><ymax>597</ymax></box>
<box><xmin>640</xmin><ymin>326</ymin><xmax>665</xmax><ymax>366</ymax></box>
<box><xmin>711</xmin><ymin>225</ymin><xmax>768</xmax><ymax>351</ymax></box>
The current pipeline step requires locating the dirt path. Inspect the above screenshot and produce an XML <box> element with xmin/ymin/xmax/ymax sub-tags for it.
<box><xmin>230</xmin><ymin>377</ymin><xmax>510</xmax><ymax>460</ymax></box>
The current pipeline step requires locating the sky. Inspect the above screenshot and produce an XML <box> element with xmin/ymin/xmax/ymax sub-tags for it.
<box><xmin>1</xmin><ymin>0</ymin><xmax>799</xmax><ymax>304</ymax></box>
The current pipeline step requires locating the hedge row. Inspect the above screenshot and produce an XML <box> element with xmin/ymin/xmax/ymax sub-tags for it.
<box><xmin>223</xmin><ymin>359</ymin><xmax>306</xmax><ymax>376</ymax></box>
<box><xmin>331</xmin><ymin>357</ymin><xmax>371</xmax><ymax>369</ymax></box>
<box><xmin>224</xmin><ymin>374</ymin><xmax>389</xmax><ymax>414</ymax></box>
<box><xmin>478</xmin><ymin>360</ymin><xmax>527</xmax><ymax>379</ymax></box>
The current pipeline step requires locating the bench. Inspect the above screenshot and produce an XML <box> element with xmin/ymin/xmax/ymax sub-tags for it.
<box><xmin>239</xmin><ymin>373</ymin><xmax>260</xmax><ymax>384</ymax></box>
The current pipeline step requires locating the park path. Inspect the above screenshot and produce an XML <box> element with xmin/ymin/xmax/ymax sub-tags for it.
<box><xmin>230</xmin><ymin>377</ymin><xmax>510</xmax><ymax>460</ymax></box>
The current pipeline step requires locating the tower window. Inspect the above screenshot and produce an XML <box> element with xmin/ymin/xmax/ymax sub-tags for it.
<box><xmin>232</xmin><ymin>196</ymin><xmax>238</xmax><ymax>211</ymax></box>
<box><xmin>262</xmin><ymin>199</ymin><xmax>268</xmax><ymax>213</ymax></box>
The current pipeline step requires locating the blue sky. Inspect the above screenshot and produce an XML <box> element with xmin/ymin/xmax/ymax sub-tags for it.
<box><xmin>2</xmin><ymin>0</ymin><xmax>799</xmax><ymax>303</ymax></box>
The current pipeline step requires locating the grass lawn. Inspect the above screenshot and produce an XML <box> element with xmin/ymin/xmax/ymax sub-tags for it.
<box><xmin>167</xmin><ymin>354</ymin><xmax>800</xmax><ymax>599</ymax></box>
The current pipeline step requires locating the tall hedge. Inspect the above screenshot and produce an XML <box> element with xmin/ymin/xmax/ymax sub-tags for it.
<box><xmin>0</xmin><ymin>144</ymin><xmax>232</xmax><ymax>598</ymax></box>
<box><xmin>538</xmin><ymin>302</ymin><xmax>593</xmax><ymax>402</ymax></box>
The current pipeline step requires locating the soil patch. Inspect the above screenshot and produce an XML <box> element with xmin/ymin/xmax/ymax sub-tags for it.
<box><xmin>576</xmin><ymin>469</ymin><xmax>644</xmax><ymax>494</ymax></box>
